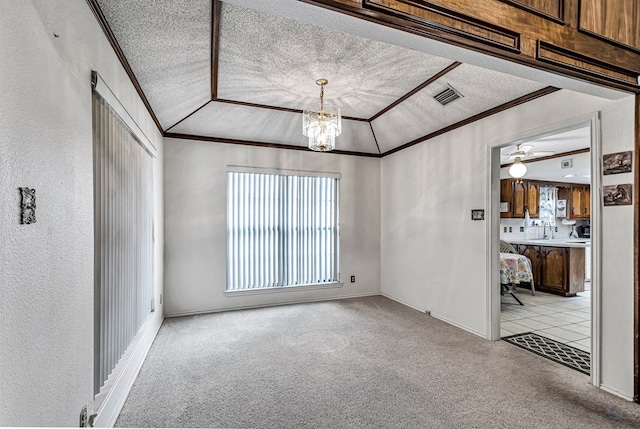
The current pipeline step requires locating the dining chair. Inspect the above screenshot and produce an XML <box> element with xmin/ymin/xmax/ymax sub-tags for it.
<box><xmin>500</xmin><ymin>240</ymin><xmax>518</xmax><ymax>254</ymax></box>
<box><xmin>499</xmin><ymin>240</ymin><xmax>535</xmax><ymax>296</ymax></box>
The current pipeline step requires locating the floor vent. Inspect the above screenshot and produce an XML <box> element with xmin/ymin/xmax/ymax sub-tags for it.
<box><xmin>503</xmin><ymin>332</ymin><xmax>590</xmax><ymax>375</ymax></box>
<box><xmin>433</xmin><ymin>84</ymin><xmax>463</xmax><ymax>106</ymax></box>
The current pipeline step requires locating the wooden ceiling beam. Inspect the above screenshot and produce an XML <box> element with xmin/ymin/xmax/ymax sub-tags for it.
<box><xmin>211</xmin><ymin>0</ymin><xmax>221</xmax><ymax>100</ymax></box>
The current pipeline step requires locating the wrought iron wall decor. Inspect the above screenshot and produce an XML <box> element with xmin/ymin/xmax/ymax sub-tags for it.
<box><xmin>19</xmin><ymin>187</ymin><xmax>36</xmax><ymax>224</ymax></box>
<box><xmin>471</xmin><ymin>209</ymin><xmax>485</xmax><ymax>220</ymax></box>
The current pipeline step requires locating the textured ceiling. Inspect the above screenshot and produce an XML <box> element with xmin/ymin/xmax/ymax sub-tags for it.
<box><xmin>94</xmin><ymin>0</ymin><xmax>556</xmax><ymax>155</ymax></box>
<box><xmin>96</xmin><ymin>0</ymin><xmax>211</xmax><ymax>129</ymax></box>
<box><xmin>217</xmin><ymin>3</ymin><xmax>453</xmax><ymax>119</ymax></box>
<box><xmin>372</xmin><ymin>64</ymin><xmax>547</xmax><ymax>152</ymax></box>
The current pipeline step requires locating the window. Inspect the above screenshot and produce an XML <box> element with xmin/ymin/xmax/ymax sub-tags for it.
<box><xmin>226</xmin><ymin>168</ymin><xmax>340</xmax><ymax>291</ymax></box>
<box><xmin>92</xmin><ymin>72</ymin><xmax>155</xmax><ymax>402</ymax></box>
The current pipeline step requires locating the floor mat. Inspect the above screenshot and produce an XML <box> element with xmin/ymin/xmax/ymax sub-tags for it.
<box><xmin>502</xmin><ymin>332</ymin><xmax>590</xmax><ymax>376</ymax></box>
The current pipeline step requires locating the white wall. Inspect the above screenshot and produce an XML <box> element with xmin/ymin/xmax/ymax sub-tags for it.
<box><xmin>163</xmin><ymin>138</ymin><xmax>380</xmax><ymax>315</ymax></box>
<box><xmin>0</xmin><ymin>1</ymin><xmax>164</xmax><ymax>426</ymax></box>
<box><xmin>380</xmin><ymin>89</ymin><xmax>635</xmax><ymax>397</ymax></box>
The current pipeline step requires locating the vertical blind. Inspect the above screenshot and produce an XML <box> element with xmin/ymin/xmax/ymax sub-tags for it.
<box><xmin>227</xmin><ymin>170</ymin><xmax>339</xmax><ymax>290</ymax></box>
<box><xmin>92</xmin><ymin>90</ymin><xmax>154</xmax><ymax>395</ymax></box>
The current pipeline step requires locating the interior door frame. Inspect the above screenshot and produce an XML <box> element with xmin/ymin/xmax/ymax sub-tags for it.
<box><xmin>485</xmin><ymin>112</ymin><xmax>602</xmax><ymax>387</ymax></box>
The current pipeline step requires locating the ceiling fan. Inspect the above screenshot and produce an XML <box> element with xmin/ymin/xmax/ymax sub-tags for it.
<box><xmin>505</xmin><ymin>144</ymin><xmax>556</xmax><ymax>160</ymax></box>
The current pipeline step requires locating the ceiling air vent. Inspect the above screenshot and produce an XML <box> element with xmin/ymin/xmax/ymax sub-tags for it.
<box><xmin>433</xmin><ymin>85</ymin><xmax>463</xmax><ymax>106</ymax></box>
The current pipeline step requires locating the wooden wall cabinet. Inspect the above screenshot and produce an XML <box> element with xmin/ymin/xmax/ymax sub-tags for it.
<box><xmin>500</xmin><ymin>179</ymin><xmax>539</xmax><ymax>219</ymax></box>
<box><xmin>516</xmin><ymin>244</ymin><xmax>585</xmax><ymax>296</ymax></box>
<box><xmin>500</xmin><ymin>179</ymin><xmax>514</xmax><ymax>218</ymax></box>
<box><xmin>332</xmin><ymin>0</ymin><xmax>640</xmax><ymax>92</ymax></box>
<box><xmin>580</xmin><ymin>0</ymin><xmax>640</xmax><ymax>52</ymax></box>
<box><xmin>570</xmin><ymin>184</ymin><xmax>591</xmax><ymax>219</ymax></box>
<box><xmin>512</xmin><ymin>180</ymin><xmax>526</xmax><ymax>217</ymax></box>
<box><xmin>525</xmin><ymin>181</ymin><xmax>540</xmax><ymax>218</ymax></box>
<box><xmin>501</xmin><ymin>179</ymin><xmax>590</xmax><ymax>219</ymax></box>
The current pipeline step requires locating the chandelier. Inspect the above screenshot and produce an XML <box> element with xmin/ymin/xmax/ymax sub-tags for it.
<box><xmin>303</xmin><ymin>79</ymin><xmax>341</xmax><ymax>152</ymax></box>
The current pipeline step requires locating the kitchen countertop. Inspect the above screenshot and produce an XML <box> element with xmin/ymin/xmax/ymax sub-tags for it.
<box><xmin>505</xmin><ymin>238</ymin><xmax>591</xmax><ymax>248</ymax></box>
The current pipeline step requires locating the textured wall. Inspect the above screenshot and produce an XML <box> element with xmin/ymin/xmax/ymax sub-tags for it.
<box><xmin>163</xmin><ymin>139</ymin><xmax>381</xmax><ymax>315</ymax></box>
<box><xmin>380</xmin><ymin>89</ymin><xmax>635</xmax><ymax>398</ymax></box>
<box><xmin>0</xmin><ymin>1</ymin><xmax>163</xmax><ymax>426</ymax></box>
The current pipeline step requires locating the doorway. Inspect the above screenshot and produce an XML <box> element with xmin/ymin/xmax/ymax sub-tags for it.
<box><xmin>487</xmin><ymin>113</ymin><xmax>602</xmax><ymax>385</ymax></box>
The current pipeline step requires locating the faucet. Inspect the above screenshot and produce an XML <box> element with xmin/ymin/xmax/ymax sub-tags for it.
<box><xmin>543</xmin><ymin>221</ymin><xmax>551</xmax><ymax>240</ymax></box>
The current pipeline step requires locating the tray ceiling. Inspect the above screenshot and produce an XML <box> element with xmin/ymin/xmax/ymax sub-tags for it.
<box><xmin>94</xmin><ymin>0</ymin><xmax>552</xmax><ymax>156</ymax></box>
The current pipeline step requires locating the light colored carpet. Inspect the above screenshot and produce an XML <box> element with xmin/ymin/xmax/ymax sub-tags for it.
<box><xmin>115</xmin><ymin>296</ymin><xmax>640</xmax><ymax>428</ymax></box>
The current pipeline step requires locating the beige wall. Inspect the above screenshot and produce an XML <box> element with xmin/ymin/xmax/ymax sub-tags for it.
<box><xmin>163</xmin><ymin>138</ymin><xmax>381</xmax><ymax>315</ymax></box>
<box><xmin>0</xmin><ymin>1</ymin><xmax>164</xmax><ymax>425</ymax></box>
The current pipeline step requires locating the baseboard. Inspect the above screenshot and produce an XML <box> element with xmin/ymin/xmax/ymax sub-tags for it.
<box><xmin>92</xmin><ymin>310</ymin><xmax>164</xmax><ymax>428</ymax></box>
<box><xmin>379</xmin><ymin>292</ymin><xmax>426</xmax><ymax>313</ymax></box>
<box><xmin>430</xmin><ymin>312</ymin><xmax>486</xmax><ymax>338</ymax></box>
<box><xmin>599</xmin><ymin>384</ymin><xmax>633</xmax><ymax>402</ymax></box>
<box><xmin>165</xmin><ymin>292</ymin><xmax>381</xmax><ymax>318</ymax></box>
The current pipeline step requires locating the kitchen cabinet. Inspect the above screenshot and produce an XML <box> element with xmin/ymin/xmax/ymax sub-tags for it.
<box><xmin>541</xmin><ymin>246</ymin><xmax>568</xmax><ymax>294</ymax></box>
<box><xmin>583</xmin><ymin>186</ymin><xmax>591</xmax><ymax>218</ymax></box>
<box><xmin>501</xmin><ymin>179</ymin><xmax>590</xmax><ymax>220</ymax></box>
<box><xmin>568</xmin><ymin>184</ymin><xmax>591</xmax><ymax>219</ymax></box>
<box><xmin>516</xmin><ymin>244</ymin><xmax>541</xmax><ymax>292</ymax></box>
<box><xmin>512</xmin><ymin>180</ymin><xmax>526</xmax><ymax>218</ymax></box>
<box><xmin>500</xmin><ymin>179</ymin><xmax>538</xmax><ymax>219</ymax></box>
<box><xmin>571</xmin><ymin>186</ymin><xmax>584</xmax><ymax>219</ymax></box>
<box><xmin>500</xmin><ymin>179</ymin><xmax>514</xmax><ymax>218</ymax></box>
<box><xmin>525</xmin><ymin>182</ymin><xmax>540</xmax><ymax>218</ymax></box>
<box><xmin>515</xmin><ymin>244</ymin><xmax>585</xmax><ymax>296</ymax></box>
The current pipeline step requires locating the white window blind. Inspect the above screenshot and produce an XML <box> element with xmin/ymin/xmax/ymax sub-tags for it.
<box><xmin>92</xmin><ymin>81</ymin><xmax>154</xmax><ymax>398</ymax></box>
<box><xmin>227</xmin><ymin>169</ymin><xmax>339</xmax><ymax>290</ymax></box>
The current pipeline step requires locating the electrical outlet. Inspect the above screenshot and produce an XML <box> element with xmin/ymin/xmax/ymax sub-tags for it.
<box><xmin>503</xmin><ymin>227</ymin><xmax>507</xmax><ymax>233</ymax></box>
<box><xmin>555</xmin><ymin>227</ymin><xmax>558</xmax><ymax>232</ymax></box>
<box><xmin>509</xmin><ymin>227</ymin><xmax>512</xmax><ymax>233</ymax></box>
<box><xmin>519</xmin><ymin>227</ymin><xmax>524</xmax><ymax>232</ymax></box>
<box><xmin>350</xmin><ymin>275</ymin><xmax>355</xmax><ymax>283</ymax></box>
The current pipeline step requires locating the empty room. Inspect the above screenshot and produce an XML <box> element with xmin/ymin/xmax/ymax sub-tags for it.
<box><xmin>2</xmin><ymin>0</ymin><xmax>640</xmax><ymax>427</ymax></box>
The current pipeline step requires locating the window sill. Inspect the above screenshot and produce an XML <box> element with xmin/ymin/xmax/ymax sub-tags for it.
<box><xmin>224</xmin><ymin>282</ymin><xmax>344</xmax><ymax>296</ymax></box>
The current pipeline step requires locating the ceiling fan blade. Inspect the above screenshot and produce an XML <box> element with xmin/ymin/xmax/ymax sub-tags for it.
<box><xmin>526</xmin><ymin>151</ymin><xmax>556</xmax><ymax>157</ymax></box>
<box><xmin>533</xmin><ymin>135</ymin><xmax>585</xmax><ymax>142</ymax></box>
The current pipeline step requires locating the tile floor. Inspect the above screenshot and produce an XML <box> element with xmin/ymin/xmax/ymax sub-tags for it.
<box><xmin>501</xmin><ymin>286</ymin><xmax>591</xmax><ymax>353</ymax></box>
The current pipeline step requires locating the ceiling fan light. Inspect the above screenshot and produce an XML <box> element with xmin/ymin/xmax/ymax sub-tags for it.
<box><xmin>509</xmin><ymin>157</ymin><xmax>527</xmax><ymax>178</ymax></box>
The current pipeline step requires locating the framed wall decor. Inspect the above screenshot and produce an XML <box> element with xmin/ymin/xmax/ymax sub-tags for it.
<box><xmin>603</xmin><ymin>184</ymin><xmax>632</xmax><ymax>206</ymax></box>
<box><xmin>603</xmin><ymin>151</ymin><xmax>632</xmax><ymax>175</ymax></box>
